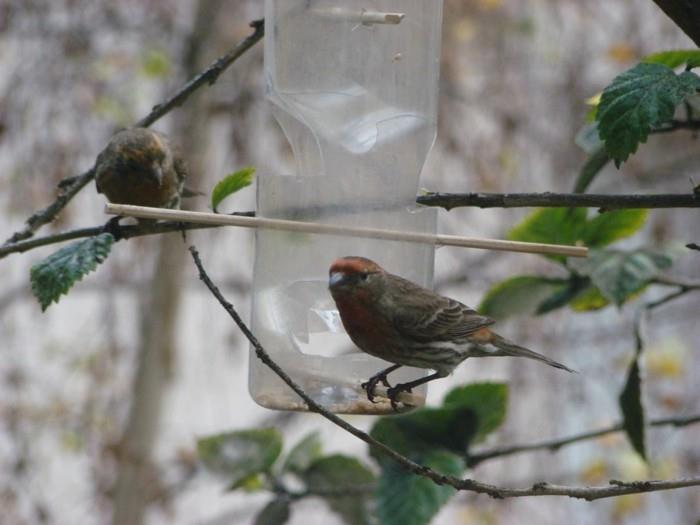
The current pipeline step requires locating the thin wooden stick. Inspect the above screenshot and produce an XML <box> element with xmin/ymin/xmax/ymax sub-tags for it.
<box><xmin>105</xmin><ymin>203</ymin><xmax>588</xmax><ymax>258</ymax></box>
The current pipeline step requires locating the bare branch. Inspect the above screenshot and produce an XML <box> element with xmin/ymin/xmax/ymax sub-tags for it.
<box><xmin>469</xmin><ymin>414</ymin><xmax>700</xmax><ymax>466</ymax></box>
<box><xmin>2</xmin><ymin>19</ymin><xmax>264</xmax><ymax>246</ymax></box>
<box><xmin>415</xmin><ymin>191</ymin><xmax>699</xmax><ymax>211</ymax></box>
<box><xmin>136</xmin><ymin>19</ymin><xmax>264</xmax><ymax>128</ymax></box>
<box><xmin>189</xmin><ymin>246</ymin><xmax>700</xmax><ymax>501</ymax></box>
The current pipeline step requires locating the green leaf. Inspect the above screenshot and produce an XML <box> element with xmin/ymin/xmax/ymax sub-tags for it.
<box><xmin>211</xmin><ymin>166</ymin><xmax>255</xmax><ymax>212</ymax></box>
<box><xmin>508</xmin><ymin>208</ymin><xmax>587</xmax><ymax>263</ymax></box>
<box><xmin>30</xmin><ymin>233</ymin><xmax>114</xmax><ymax>311</ymax></box>
<box><xmin>442</xmin><ymin>383</ymin><xmax>508</xmax><ymax>444</ymax></box>
<box><xmin>375</xmin><ymin>450</ymin><xmax>463</xmax><ymax>525</ymax></box>
<box><xmin>479</xmin><ymin>276</ymin><xmax>569</xmax><ymax>319</ymax></box>
<box><xmin>619</xmin><ymin>357</ymin><xmax>646</xmax><ymax>460</ymax></box>
<box><xmin>283</xmin><ymin>431</ymin><xmax>323</xmax><ymax>474</ymax></box>
<box><xmin>303</xmin><ymin>455</ymin><xmax>375</xmax><ymax>525</ymax></box>
<box><xmin>535</xmin><ymin>276</ymin><xmax>591</xmax><ymax>314</ymax></box>
<box><xmin>197</xmin><ymin>428</ymin><xmax>282</xmax><ymax>490</ymax></box>
<box><xmin>643</xmin><ymin>49</ymin><xmax>700</xmax><ymax>69</ymax></box>
<box><xmin>254</xmin><ymin>497</ymin><xmax>291</xmax><ymax>525</ymax></box>
<box><xmin>596</xmin><ymin>63</ymin><xmax>700</xmax><ymax>166</ymax></box>
<box><xmin>574</xmin><ymin>249</ymin><xmax>672</xmax><ymax>306</ymax></box>
<box><xmin>140</xmin><ymin>49</ymin><xmax>171</xmax><ymax>78</ymax></box>
<box><xmin>369</xmin><ymin>383</ymin><xmax>507</xmax><ymax>466</ymax></box>
<box><xmin>568</xmin><ymin>285</ymin><xmax>610</xmax><ymax>311</ymax></box>
<box><xmin>582</xmin><ymin>210</ymin><xmax>648</xmax><ymax>247</ymax></box>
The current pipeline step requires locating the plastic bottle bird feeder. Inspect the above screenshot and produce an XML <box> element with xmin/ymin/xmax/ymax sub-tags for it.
<box><xmin>249</xmin><ymin>0</ymin><xmax>444</xmax><ymax>414</ymax></box>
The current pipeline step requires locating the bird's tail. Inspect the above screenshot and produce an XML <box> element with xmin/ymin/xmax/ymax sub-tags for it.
<box><xmin>487</xmin><ymin>333</ymin><xmax>576</xmax><ymax>373</ymax></box>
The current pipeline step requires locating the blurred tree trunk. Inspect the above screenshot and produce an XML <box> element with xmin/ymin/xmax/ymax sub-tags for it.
<box><xmin>110</xmin><ymin>1</ymin><xmax>224</xmax><ymax>523</ymax></box>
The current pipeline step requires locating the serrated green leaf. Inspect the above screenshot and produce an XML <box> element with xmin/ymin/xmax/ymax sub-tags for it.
<box><xmin>479</xmin><ymin>276</ymin><xmax>569</xmax><ymax>319</ymax></box>
<box><xmin>582</xmin><ymin>209</ymin><xmax>648</xmax><ymax>247</ymax></box>
<box><xmin>573</xmin><ymin>249</ymin><xmax>672</xmax><ymax>306</ymax></box>
<box><xmin>596</xmin><ymin>63</ymin><xmax>700</xmax><ymax>166</ymax></box>
<box><xmin>619</xmin><ymin>358</ymin><xmax>646</xmax><ymax>460</ymax></box>
<box><xmin>211</xmin><ymin>166</ymin><xmax>255</xmax><ymax>212</ymax></box>
<box><xmin>197</xmin><ymin>428</ymin><xmax>282</xmax><ymax>490</ymax></box>
<box><xmin>304</xmin><ymin>455</ymin><xmax>375</xmax><ymax>525</ymax></box>
<box><xmin>254</xmin><ymin>497</ymin><xmax>291</xmax><ymax>525</ymax></box>
<box><xmin>643</xmin><ymin>49</ymin><xmax>700</xmax><ymax>69</ymax></box>
<box><xmin>30</xmin><ymin>233</ymin><xmax>114</xmax><ymax>311</ymax></box>
<box><xmin>283</xmin><ymin>431</ymin><xmax>323</xmax><ymax>474</ymax></box>
<box><xmin>375</xmin><ymin>450</ymin><xmax>462</xmax><ymax>525</ymax></box>
<box><xmin>442</xmin><ymin>383</ymin><xmax>508</xmax><ymax>444</ymax></box>
<box><xmin>508</xmin><ymin>208</ymin><xmax>587</xmax><ymax>263</ymax></box>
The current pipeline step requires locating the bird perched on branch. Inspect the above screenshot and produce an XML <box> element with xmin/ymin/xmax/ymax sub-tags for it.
<box><xmin>329</xmin><ymin>256</ymin><xmax>574</xmax><ymax>409</ymax></box>
<box><xmin>95</xmin><ymin>127</ymin><xmax>188</xmax><ymax>209</ymax></box>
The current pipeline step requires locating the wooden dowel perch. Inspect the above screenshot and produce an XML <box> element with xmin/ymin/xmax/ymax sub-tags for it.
<box><xmin>105</xmin><ymin>203</ymin><xmax>588</xmax><ymax>258</ymax></box>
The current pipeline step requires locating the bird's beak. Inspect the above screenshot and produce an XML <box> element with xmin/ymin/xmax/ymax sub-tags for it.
<box><xmin>329</xmin><ymin>271</ymin><xmax>346</xmax><ymax>288</ymax></box>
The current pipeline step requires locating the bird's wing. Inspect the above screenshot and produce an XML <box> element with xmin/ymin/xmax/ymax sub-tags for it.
<box><xmin>384</xmin><ymin>274</ymin><xmax>495</xmax><ymax>342</ymax></box>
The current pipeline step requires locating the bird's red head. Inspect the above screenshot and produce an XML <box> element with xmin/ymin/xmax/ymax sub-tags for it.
<box><xmin>328</xmin><ymin>256</ymin><xmax>384</xmax><ymax>294</ymax></box>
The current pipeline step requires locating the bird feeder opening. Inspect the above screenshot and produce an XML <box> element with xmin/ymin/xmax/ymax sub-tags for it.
<box><xmin>250</xmin><ymin>0</ymin><xmax>444</xmax><ymax>414</ymax></box>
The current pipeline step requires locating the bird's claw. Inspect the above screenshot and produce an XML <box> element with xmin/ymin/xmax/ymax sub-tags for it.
<box><xmin>361</xmin><ymin>373</ymin><xmax>392</xmax><ymax>403</ymax></box>
<box><xmin>387</xmin><ymin>383</ymin><xmax>413</xmax><ymax>412</ymax></box>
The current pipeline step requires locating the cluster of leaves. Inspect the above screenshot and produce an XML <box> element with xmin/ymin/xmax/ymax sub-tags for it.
<box><xmin>197</xmin><ymin>383</ymin><xmax>507</xmax><ymax>525</ymax></box>
<box><xmin>29</xmin><ymin>168</ymin><xmax>254</xmax><ymax>311</ymax></box>
<box><xmin>474</xmin><ymin>52</ymin><xmax>700</xmax><ymax>463</ymax></box>
<box><xmin>477</xmin><ymin>210</ymin><xmax>666</xmax><ymax>460</ymax></box>
<box><xmin>479</xmin><ymin>208</ymin><xmax>670</xmax><ymax>318</ymax></box>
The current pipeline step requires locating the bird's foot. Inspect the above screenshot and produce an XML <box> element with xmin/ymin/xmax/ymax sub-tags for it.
<box><xmin>361</xmin><ymin>373</ymin><xmax>392</xmax><ymax>403</ymax></box>
<box><xmin>102</xmin><ymin>216</ymin><xmax>124</xmax><ymax>241</ymax></box>
<box><xmin>387</xmin><ymin>383</ymin><xmax>413</xmax><ymax>412</ymax></box>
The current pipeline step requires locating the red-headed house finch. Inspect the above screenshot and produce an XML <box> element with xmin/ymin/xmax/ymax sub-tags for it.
<box><xmin>329</xmin><ymin>256</ymin><xmax>574</xmax><ymax>409</ymax></box>
<box><xmin>95</xmin><ymin>127</ymin><xmax>188</xmax><ymax>209</ymax></box>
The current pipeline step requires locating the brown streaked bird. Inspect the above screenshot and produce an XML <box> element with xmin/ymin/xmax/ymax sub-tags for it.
<box><xmin>95</xmin><ymin>127</ymin><xmax>188</xmax><ymax>209</ymax></box>
<box><xmin>328</xmin><ymin>256</ymin><xmax>574</xmax><ymax>409</ymax></box>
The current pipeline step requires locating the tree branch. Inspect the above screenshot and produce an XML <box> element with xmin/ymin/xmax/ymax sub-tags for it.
<box><xmin>2</xmin><ymin>19</ymin><xmax>264</xmax><ymax>247</ymax></box>
<box><xmin>4</xmin><ymin>188</ymin><xmax>700</xmax><ymax>259</ymax></box>
<box><xmin>468</xmin><ymin>414</ymin><xmax>700</xmax><ymax>466</ymax></box>
<box><xmin>0</xmin><ymin>215</ymin><xmax>250</xmax><ymax>260</ymax></box>
<box><xmin>415</xmin><ymin>191</ymin><xmax>699</xmax><ymax>211</ymax></box>
<box><xmin>651</xmin><ymin>0</ymin><xmax>700</xmax><ymax>46</ymax></box>
<box><xmin>189</xmin><ymin>246</ymin><xmax>700</xmax><ymax>501</ymax></box>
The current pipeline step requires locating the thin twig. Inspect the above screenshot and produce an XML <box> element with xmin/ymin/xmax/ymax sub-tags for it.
<box><xmin>650</xmin><ymin>119</ymin><xmax>700</xmax><ymax>134</ymax></box>
<box><xmin>469</xmin><ymin>414</ymin><xmax>700</xmax><ymax>466</ymax></box>
<box><xmin>2</xmin><ymin>19</ymin><xmax>264</xmax><ymax>247</ymax></box>
<box><xmin>188</xmin><ymin>246</ymin><xmax>700</xmax><ymax>501</ymax></box>
<box><xmin>136</xmin><ymin>19</ymin><xmax>264</xmax><ymax>127</ymax></box>
<box><xmin>415</xmin><ymin>191</ymin><xmax>699</xmax><ymax>211</ymax></box>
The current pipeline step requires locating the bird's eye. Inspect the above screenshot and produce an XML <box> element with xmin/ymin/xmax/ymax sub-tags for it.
<box><xmin>359</xmin><ymin>272</ymin><xmax>369</xmax><ymax>282</ymax></box>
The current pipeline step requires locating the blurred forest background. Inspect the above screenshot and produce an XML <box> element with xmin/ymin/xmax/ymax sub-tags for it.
<box><xmin>1</xmin><ymin>0</ymin><xmax>699</xmax><ymax>524</ymax></box>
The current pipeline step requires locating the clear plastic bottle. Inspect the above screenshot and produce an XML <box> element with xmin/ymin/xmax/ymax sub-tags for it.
<box><xmin>250</xmin><ymin>0</ymin><xmax>444</xmax><ymax>414</ymax></box>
